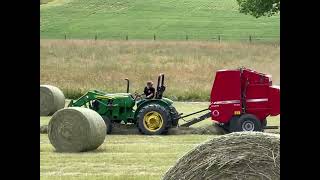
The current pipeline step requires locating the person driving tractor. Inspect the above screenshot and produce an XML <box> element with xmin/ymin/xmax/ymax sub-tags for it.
<box><xmin>143</xmin><ymin>81</ymin><xmax>155</xmax><ymax>99</ymax></box>
<box><xmin>134</xmin><ymin>81</ymin><xmax>155</xmax><ymax>100</ymax></box>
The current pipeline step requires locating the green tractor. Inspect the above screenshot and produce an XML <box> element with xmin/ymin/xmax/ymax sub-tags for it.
<box><xmin>68</xmin><ymin>74</ymin><xmax>180</xmax><ymax>135</ymax></box>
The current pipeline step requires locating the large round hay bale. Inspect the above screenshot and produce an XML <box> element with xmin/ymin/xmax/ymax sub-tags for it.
<box><xmin>48</xmin><ymin>107</ymin><xmax>106</xmax><ymax>152</ymax></box>
<box><xmin>40</xmin><ymin>85</ymin><xmax>65</xmax><ymax>116</ymax></box>
<box><xmin>163</xmin><ymin>132</ymin><xmax>280</xmax><ymax>180</ymax></box>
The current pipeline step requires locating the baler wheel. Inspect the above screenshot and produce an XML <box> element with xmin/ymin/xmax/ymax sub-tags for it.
<box><xmin>229</xmin><ymin>114</ymin><xmax>262</xmax><ymax>132</ymax></box>
<box><xmin>262</xmin><ymin>119</ymin><xmax>267</xmax><ymax>127</ymax></box>
<box><xmin>229</xmin><ymin>116</ymin><xmax>240</xmax><ymax>132</ymax></box>
<box><xmin>137</xmin><ymin>104</ymin><xmax>171</xmax><ymax>135</ymax></box>
<box><xmin>102</xmin><ymin>116</ymin><xmax>113</xmax><ymax>134</ymax></box>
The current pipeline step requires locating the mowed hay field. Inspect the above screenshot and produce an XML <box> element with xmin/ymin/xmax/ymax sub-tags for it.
<box><xmin>40</xmin><ymin>0</ymin><xmax>279</xmax><ymax>40</ymax></box>
<box><xmin>40</xmin><ymin>102</ymin><xmax>280</xmax><ymax>180</ymax></box>
<box><xmin>40</xmin><ymin>40</ymin><xmax>279</xmax><ymax>101</ymax></box>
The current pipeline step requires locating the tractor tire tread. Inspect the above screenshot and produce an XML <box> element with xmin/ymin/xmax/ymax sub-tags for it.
<box><xmin>169</xmin><ymin>106</ymin><xmax>180</xmax><ymax>127</ymax></box>
<box><xmin>102</xmin><ymin>116</ymin><xmax>113</xmax><ymax>134</ymax></box>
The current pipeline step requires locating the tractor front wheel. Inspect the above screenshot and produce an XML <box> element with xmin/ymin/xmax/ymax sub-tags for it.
<box><xmin>102</xmin><ymin>116</ymin><xmax>113</xmax><ymax>134</ymax></box>
<box><xmin>137</xmin><ymin>104</ymin><xmax>171</xmax><ymax>135</ymax></box>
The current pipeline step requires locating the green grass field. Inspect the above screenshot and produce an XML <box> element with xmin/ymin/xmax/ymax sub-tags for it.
<box><xmin>40</xmin><ymin>0</ymin><xmax>279</xmax><ymax>40</ymax></box>
<box><xmin>40</xmin><ymin>102</ymin><xmax>280</xmax><ymax>180</ymax></box>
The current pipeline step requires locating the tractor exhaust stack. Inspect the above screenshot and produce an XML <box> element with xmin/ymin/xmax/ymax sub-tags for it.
<box><xmin>124</xmin><ymin>78</ymin><xmax>130</xmax><ymax>93</ymax></box>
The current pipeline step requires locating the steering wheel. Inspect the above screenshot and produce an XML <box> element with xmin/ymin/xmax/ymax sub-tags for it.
<box><xmin>134</xmin><ymin>92</ymin><xmax>143</xmax><ymax>101</ymax></box>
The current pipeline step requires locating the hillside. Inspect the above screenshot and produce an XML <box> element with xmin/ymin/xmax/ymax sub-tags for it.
<box><xmin>40</xmin><ymin>0</ymin><xmax>280</xmax><ymax>40</ymax></box>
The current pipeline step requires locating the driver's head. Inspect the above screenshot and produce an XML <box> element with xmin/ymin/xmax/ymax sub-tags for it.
<box><xmin>147</xmin><ymin>81</ymin><xmax>153</xmax><ymax>88</ymax></box>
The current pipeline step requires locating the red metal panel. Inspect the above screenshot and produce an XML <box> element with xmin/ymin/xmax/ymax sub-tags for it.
<box><xmin>268</xmin><ymin>86</ymin><xmax>280</xmax><ymax>116</ymax></box>
<box><xmin>210</xmin><ymin>103</ymin><xmax>241</xmax><ymax>123</ymax></box>
<box><xmin>240</xmin><ymin>69</ymin><xmax>273</xmax><ymax>121</ymax></box>
<box><xmin>210</xmin><ymin>70</ymin><xmax>241</xmax><ymax>102</ymax></box>
<box><xmin>245</xmin><ymin>84</ymin><xmax>270</xmax><ymax>120</ymax></box>
<box><xmin>210</xmin><ymin>70</ymin><xmax>242</xmax><ymax>123</ymax></box>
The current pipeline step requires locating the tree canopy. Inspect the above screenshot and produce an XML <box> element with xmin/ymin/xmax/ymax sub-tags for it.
<box><xmin>236</xmin><ymin>0</ymin><xmax>280</xmax><ymax>18</ymax></box>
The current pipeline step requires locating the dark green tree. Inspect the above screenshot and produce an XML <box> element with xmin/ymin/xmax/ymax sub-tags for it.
<box><xmin>236</xmin><ymin>0</ymin><xmax>280</xmax><ymax>18</ymax></box>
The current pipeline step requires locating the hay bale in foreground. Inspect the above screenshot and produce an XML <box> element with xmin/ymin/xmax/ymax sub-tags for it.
<box><xmin>40</xmin><ymin>85</ymin><xmax>65</xmax><ymax>116</ymax></box>
<box><xmin>163</xmin><ymin>132</ymin><xmax>280</xmax><ymax>180</ymax></box>
<box><xmin>48</xmin><ymin>107</ymin><xmax>106</xmax><ymax>152</ymax></box>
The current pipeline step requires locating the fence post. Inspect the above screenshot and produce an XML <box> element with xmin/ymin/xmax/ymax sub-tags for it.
<box><xmin>153</xmin><ymin>34</ymin><xmax>156</xmax><ymax>41</ymax></box>
<box><xmin>218</xmin><ymin>35</ymin><xmax>221</xmax><ymax>43</ymax></box>
<box><xmin>126</xmin><ymin>35</ymin><xmax>128</xmax><ymax>40</ymax></box>
<box><xmin>95</xmin><ymin>34</ymin><xmax>97</xmax><ymax>40</ymax></box>
<box><xmin>186</xmin><ymin>35</ymin><xmax>188</xmax><ymax>40</ymax></box>
<box><xmin>64</xmin><ymin>33</ymin><xmax>67</xmax><ymax>40</ymax></box>
<box><xmin>249</xmin><ymin>35</ymin><xmax>252</xmax><ymax>43</ymax></box>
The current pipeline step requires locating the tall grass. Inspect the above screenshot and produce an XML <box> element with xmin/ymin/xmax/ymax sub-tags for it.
<box><xmin>40</xmin><ymin>40</ymin><xmax>280</xmax><ymax>101</ymax></box>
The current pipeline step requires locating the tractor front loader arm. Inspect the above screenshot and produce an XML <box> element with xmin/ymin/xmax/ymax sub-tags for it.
<box><xmin>68</xmin><ymin>90</ymin><xmax>108</xmax><ymax>108</ymax></box>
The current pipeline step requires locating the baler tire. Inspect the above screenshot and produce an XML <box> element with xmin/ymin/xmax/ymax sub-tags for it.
<box><xmin>220</xmin><ymin>123</ymin><xmax>230</xmax><ymax>132</ymax></box>
<box><xmin>137</xmin><ymin>104</ymin><xmax>171</xmax><ymax>135</ymax></box>
<box><xmin>238</xmin><ymin>114</ymin><xmax>262</xmax><ymax>132</ymax></box>
<box><xmin>262</xmin><ymin>119</ymin><xmax>267</xmax><ymax>127</ymax></box>
<box><xmin>229</xmin><ymin>116</ymin><xmax>240</xmax><ymax>132</ymax></box>
<box><xmin>102</xmin><ymin>116</ymin><xmax>113</xmax><ymax>134</ymax></box>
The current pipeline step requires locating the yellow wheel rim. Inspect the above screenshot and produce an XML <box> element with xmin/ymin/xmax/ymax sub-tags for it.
<box><xmin>143</xmin><ymin>111</ymin><xmax>164</xmax><ymax>132</ymax></box>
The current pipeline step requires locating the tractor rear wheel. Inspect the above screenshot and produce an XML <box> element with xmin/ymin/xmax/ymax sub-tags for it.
<box><xmin>137</xmin><ymin>104</ymin><xmax>171</xmax><ymax>135</ymax></box>
<box><xmin>102</xmin><ymin>116</ymin><xmax>113</xmax><ymax>134</ymax></box>
<box><xmin>229</xmin><ymin>114</ymin><xmax>262</xmax><ymax>132</ymax></box>
<box><xmin>169</xmin><ymin>106</ymin><xmax>180</xmax><ymax>127</ymax></box>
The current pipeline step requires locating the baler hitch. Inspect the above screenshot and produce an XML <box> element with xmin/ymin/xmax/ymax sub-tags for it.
<box><xmin>175</xmin><ymin>108</ymin><xmax>211</xmax><ymax>127</ymax></box>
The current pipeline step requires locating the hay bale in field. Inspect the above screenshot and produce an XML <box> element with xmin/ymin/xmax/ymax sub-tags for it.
<box><xmin>40</xmin><ymin>85</ymin><xmax>65</xmax><ymax>116</ymax></box>
<box><xmin>163</xmin><ymin>132</ymin><xmax>280</xmax><ymax>180</ymax></box>
<box><xmin>48</xmin><ymin>107</ymin><xmax>106</xmax><ymax>152</ymax></box>
<box><xmin>40</xmin><ymin>125</ymin><xmax>48</xmax><ymax>134</ymax></box>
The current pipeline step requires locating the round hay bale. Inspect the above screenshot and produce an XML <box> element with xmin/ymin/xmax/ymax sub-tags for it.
<box><xmin>40</xmin><ymin>85</ymin><xmax>65</xmax><ymax>116</ymax></box>
<box><xmin>163</xmin><ymin>132</ymin><xmax>280</xmax><ymax>180</ymax></box>
<box><xmin>48</xmin><ymin>107</ymin><xmax>106</xmax><ymax>152</ymax></box>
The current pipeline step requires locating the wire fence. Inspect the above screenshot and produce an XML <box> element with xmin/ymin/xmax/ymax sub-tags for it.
<box><xmin>41</xmin><ymin>33</ymin><xmax>280</xmax><ymax>43</ymax></box>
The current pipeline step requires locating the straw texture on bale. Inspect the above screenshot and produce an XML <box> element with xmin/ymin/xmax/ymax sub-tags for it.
<box><xmin>40</xmin><ymin>85</ymin><xmax>65</xmax><ymax>116</ymax></box>
<box><xmin>163</xmin><ymin>132</ymin><xmax>280</xmax><ymax>180</ymax></box>
<box><xmin>48</xmin><ymin>107</ymin><xmax>106</xmax><ymax>152</ymax></box>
